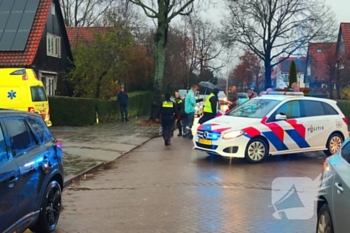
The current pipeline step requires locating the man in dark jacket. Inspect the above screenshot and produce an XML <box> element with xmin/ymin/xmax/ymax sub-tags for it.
<box><xmin>117</xmin><ymin>87</ymin><xmax>129</xmax><ymax>122</ymax></box>
<box><xmin>174</xmin><ymin>92</ymin><xmax>184</xmax><ymax>136</ymax></box>
<box><xmin>198</xmin><ymin>88</ymin><xmax>219</xmax><ymax>124</ymax></box>
<box><xmin>156</xmin><ymin>93</ymin><xmax>179</xmax><ymax>146</ymax></box>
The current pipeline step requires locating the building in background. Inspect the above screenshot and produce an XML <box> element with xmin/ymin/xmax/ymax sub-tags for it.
<box><xmin>275</xmin><ymin>57</ymin><xmax>306</xmax><ymax>88</ymax></box>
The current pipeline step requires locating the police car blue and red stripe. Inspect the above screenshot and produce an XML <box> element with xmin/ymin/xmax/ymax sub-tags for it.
<box><xmin>193</xmin><ymin>91</ymin><xmax>348</xmax><ymax>163</ymax></box>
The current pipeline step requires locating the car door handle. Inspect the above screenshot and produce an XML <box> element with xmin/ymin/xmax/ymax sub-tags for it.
<box><xmin>8</xmin><ymin>176</ymin><xmax>19</xmax><ymax>188</ymax></box>
<box><xmin>335</xmin><ymin>182</ymin><xmax>344</xmax><ymax>192</ymax></box>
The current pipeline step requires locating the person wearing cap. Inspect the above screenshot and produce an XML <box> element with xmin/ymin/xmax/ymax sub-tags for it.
<box><xmin>198</xmin><ymin>88</ymin><xmax>219</xmax><ymax>124</ymax></box>
<box><xmin>156</xmin><ymin>93</ymin><xmax>179</xmax><ymax>146</ymax></box>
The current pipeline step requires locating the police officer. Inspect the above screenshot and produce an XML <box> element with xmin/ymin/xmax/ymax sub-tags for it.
<box><xmin>174</xmin><ymin>92</ymin><xmax>184</xmax><ymax>136</ymax></box>
<box><xmin>156</xmin><ymin>93</ymin><xmax>179</xmax><ymax>146</ymax></box>
<box><xmin>198</xmin><ymin>88</ymin><xmax>219</xmax><ymax>124</ymax></box>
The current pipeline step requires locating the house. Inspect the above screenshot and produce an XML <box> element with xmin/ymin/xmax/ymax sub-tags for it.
<box><xmin>275</xmin><ymin>57</ymin><xmax>306</xmax><ymax>88</ymax></box>
<box><xmin>335</xmin><ymin>23</ymin><xmax>350</xmax><ymax>79</ymax></box>
<box><xmin>66</xmin><ymin>27</ymin><xmax>110</xmax><ymax>49</ymax></box>
<box><xmin>0</xmin><ymin>0</ymin><xmax>73</xmax><ymax>96</ymax></box>
<box><xmin>304</xmin><ymin>42</ymin><xmax>337</xmax><ymax>88</ymax></box>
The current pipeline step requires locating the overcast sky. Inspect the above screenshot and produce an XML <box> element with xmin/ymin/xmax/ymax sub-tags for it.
<box><xmin>144</xmin><ymin>0</ymin><xmax>350</xmax><ymax>77</ymax></box>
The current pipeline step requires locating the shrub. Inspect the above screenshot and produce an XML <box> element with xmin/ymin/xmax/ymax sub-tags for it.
<box><xmin>337</xmin><ymin>100</ymin><xmax>350</xmax><ymax>121</ymax></box>
<box><xmin>49</xmin><ymin>91</ymin><xmax>152</xmax><ymax>126</ymax></box>
<box><xmin>288</xmin><ymin>61</ymin><xmax>297</xmax><ymax>88</ymax></box>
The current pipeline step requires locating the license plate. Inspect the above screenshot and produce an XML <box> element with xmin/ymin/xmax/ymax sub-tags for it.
<box><xmin>199</xmin><ymin>139</ymin><xmax>212</xmax><ymax>145</ymax></box>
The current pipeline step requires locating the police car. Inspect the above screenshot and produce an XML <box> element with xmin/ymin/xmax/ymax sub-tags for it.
<box><xmin>193</xmin><ymin>91</ymin><xmax>349</xmax><ymax>163</ymax></box>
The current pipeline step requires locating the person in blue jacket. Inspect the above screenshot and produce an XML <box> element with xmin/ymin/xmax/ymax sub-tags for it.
<box><xmin>183</xmin><ymin>85</ymin><xmax>203</xmax><ymax>139</ymax></box>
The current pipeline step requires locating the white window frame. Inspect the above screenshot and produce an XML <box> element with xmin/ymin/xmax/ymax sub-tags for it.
<box><xmin>43</xmin><ymin>76</ymin><xmax>56</xmax><ymax>96</ymax></box>
<box><xmin>46</xmin><ymin>33</ymin><xmax>61</xmax><ymax>58</ymax></box>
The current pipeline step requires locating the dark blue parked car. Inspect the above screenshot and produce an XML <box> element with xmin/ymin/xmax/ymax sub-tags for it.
<box><xmin>0</xmin><ymin>110</ymin><xmax>63</xmax><ymax>233</ymax></box>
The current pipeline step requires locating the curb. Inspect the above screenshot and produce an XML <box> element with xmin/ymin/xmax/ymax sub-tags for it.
<box><xmin>62</xmin><ymin>134</ymin><xmax>159</xmax><ymax>189</ymax></box>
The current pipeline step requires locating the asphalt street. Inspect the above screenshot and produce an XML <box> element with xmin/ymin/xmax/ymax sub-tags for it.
<box><xmin>46</xmin><ymin>135</ymin><xmax>325</xmax><ymax>233</ymax></box>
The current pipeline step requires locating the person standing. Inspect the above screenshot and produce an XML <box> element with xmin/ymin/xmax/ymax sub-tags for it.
<box><xmin>199</xmin><ymin>88</ymin><xmax>219</xmax><ymax>124</ymax></box>
<box><xmin>156</xmin><ymin>93</ymin><xmax>178</xmax><ymax>146</ymax></box>
<box><xmin>247</xmin><ymin>89</ymin><xmax>257</xmax><ymax>99</ymax></box>
<box><xmin>117</xmin><ymin>87</ymin><xmax>129</xmax><ymax>122</ymax></box>
<box><xmin>174</xmin><ymin>92</ymin><xmax>184</xmax><ymax>136</ymax></box>
<box><xmin>183</xmin><ymin>85</ymin><xmax>202</xmax><ymax>139</ymax></box>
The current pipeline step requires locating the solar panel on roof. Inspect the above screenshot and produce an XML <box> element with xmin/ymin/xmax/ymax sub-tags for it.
<box><xmin>25</xmin><ymin>0</ymin><xmax>40</xmax><ymax>12</ymax></box>
<box><xmin>12</xmin><ymin>0</ymin><xmax>26</xmax><ymax>12</ymax></box>
<box><xmin>11</xmin><ymin>30</ymin><xmax>31</xmax><ymax>50</ymax></box>
<box><xmin>0</xmin><ymin>0</ymin><xmax>14</xmax><ymax>11</ymax></box>
<box><xmin>0</xmin><ymin>0</ymin><xmax>40</xmax><ymax>51</ymax></box>
<box><xmin>0</xmin><ymin>31</ymin><xmax>16</xmax><ymax>51</ymax></box>
<box><xmin>18</xmin><ymin>11</ymin><xmax>36</xmax><ymax>30</ymax></box>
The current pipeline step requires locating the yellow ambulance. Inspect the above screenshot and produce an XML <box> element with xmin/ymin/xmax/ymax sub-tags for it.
<box><xmin>0</xmin><ymin>68</ymin><xmax>52</xmax><ymax>127</ymax></box>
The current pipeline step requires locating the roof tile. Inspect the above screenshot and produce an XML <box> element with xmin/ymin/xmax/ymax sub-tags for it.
<box><xmin>0</xmin><ymin>0</ymin><xmax>52</xmax><ymax>67</ymax></box>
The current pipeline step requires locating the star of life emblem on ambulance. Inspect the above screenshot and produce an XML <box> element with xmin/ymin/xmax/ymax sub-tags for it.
<box><xmin>7</xmin><ymin>90</ymin><xmax>16</xmax><ymax>100</ymax></box>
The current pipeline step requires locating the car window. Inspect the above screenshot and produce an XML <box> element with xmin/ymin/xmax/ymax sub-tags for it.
<box><xmin>227</xmin><ymin>98</ymin><xmax>281</xmax><ymax>118</ymax></box>
<box><xmin>27</xmin><ymin>117</ymin><xmax>53</xmax><ymax>143</ymax></box>
<box><xmin>31</xmin><ymin>86</ymin><xmax>47</xmax><ymax>102</ymax></box>
<box><xmin>271</xmin><ymin>100</ymin><xmax>300</xmax><ymax>120</ymax></box>
<box><xmin>322</xmin><ymin>102</ymin><xmax>338</xmax><ymax>115</ymax></box>
<box><xmin>341</xmin><ymin>142</ymin><xmax>350</xmax><ymax>164</ymax></box>
<box><xmin>300</xmin><ymin>100</ymin><xmax>325</xmax><ymax>117</ymax></box>
<box><xmin>4</xmin><ymin>119</ymin><xmax>36</xmax><ymax>156</ymax></box>
<box><xmin>0</xmin><ymin>125</ymin><xmax>8</xmax><ymax>164</ymax></box>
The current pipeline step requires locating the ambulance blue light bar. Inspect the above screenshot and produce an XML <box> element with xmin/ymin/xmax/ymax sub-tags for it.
<box><xmin>262</xmin><ymin>91</ymin><xmax>304</xmax><ymax>96</ymax></box>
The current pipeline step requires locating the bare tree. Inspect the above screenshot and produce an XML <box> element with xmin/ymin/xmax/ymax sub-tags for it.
<box><xmin>59</xmin><ymin>0</ymin><xmax>115</xmax><ymax>26</ymax></box>
<box><xmin>221</xmin><ymin>0</ymin><xmax>338</xmax><ymax>90</ymax></box>
<box><xmin>128</xmin><ymin>0</ymin><xmax>196</xmax><ymax>114</ymax></box>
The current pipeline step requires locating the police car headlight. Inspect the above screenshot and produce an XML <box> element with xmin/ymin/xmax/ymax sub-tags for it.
<box><xmin>222</xmin><ymin>130</ymin><xmax>244</xmax><ymax>140</ymax></box>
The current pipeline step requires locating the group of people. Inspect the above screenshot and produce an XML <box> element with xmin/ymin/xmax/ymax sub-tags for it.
<box><xmin>156</xmin><ymin>85</ymin><xmax>203</xmax><ymax>146</ymax></box>
<box><xmin>116</xmin><ymin>82</ymin><xmax>301</xmax><ymax>146</ymax></box>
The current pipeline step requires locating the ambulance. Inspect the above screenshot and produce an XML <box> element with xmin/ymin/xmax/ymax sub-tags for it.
<box><xmin>0</xmin><ymin>68</ymin><xmax>52</xmax><ymax>127</ymax></box>
<box><xmin>193</xmin><ymin>91</ymin><xmax>348</xmax><ymax>163</ymax></box>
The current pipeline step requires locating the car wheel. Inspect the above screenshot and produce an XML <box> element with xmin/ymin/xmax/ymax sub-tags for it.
<box><xmin>245</xmin><ymin>138</ymin><xmax>268</xmax><ymax>163</ymax></box>
<box><xmin>30</xmin><ymin>180</ymin><xmax>62</xmax><ymax>233</ymax></box>
<box><xmin>324</xmin><ymin>133</ymin><xmax>343</xmax><ymax>156</ymax></box>
<box><xmin>316</xmin><ymin>204</ymin><xmax>334</xmax><ymax>233</ymax></box>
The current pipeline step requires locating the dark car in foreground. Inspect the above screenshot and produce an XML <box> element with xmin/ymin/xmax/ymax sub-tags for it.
<box><xmin>0</xmin><ymin>110</ymin><xmax>63</xmax><ymax>233</ymax></box>
<box><xmin>317</xmin><ymin>138</ymin><xmax>350</xmax><ymax>233</ymax></box>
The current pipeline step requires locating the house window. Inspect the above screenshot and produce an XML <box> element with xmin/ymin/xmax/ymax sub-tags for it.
<box><xmin>42</xmin><ymin>76</ymin><xmax>56</xmax><ymax>96</ymax></box>
<box><xmin>317</xmin><ymin>48</ymin><xmax>322</xmax><ymax>53</ymax></box>
<box><xmin>46</xmin><ymin>33</ymin><xmax>61</xmax><ymax>58</ymax></box>
<box><xmin>51</xmin><ymin>3</ymin><xmax>55</xmax><ymax>15</ymax></box>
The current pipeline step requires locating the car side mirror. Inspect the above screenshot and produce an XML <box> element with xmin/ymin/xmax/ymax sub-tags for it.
<box><xmin>275</xmin><ymin>113</ymin><xmax>287</xmax><ymax>121</ymax></box>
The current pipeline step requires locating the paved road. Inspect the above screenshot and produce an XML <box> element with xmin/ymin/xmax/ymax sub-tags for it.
<box><xmin>43</xmin><ymin>135</ymin><xmax>326</xmax><ymax>233</ymax></box>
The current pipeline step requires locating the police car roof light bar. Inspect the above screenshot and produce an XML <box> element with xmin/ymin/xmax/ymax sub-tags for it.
<box><xmin>262</xmin><ymin>91</ymin><xmax>304</xmax><ymax>96</ymax></box>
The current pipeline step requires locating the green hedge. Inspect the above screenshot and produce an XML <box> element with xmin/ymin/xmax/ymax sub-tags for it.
<box><xmin>337</xmin><ymin>100</ymin><xmax>350</xmax><ymax>121</ymax></box>
<box><xmin>49</xmin><ymin>91</ymin><xmax>152</xmax><ymax>126</ymax></box>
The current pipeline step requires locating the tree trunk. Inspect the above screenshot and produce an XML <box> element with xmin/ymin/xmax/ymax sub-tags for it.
<box><xmin>149</xmin><ymin>11</ymin><xmax>168</xmax><ymax>121</ymax></box>
<box><xmin>264</xmin><ymin>58</ymin><xmax>272</xmax><ymax>90</ymax></box>
<box><xmin>329</xmin><ymin>83</ymin><xmax>333</xmax><ymax>99</ymax></box>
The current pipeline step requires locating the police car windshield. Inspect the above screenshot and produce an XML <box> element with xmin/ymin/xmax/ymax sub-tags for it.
<box><xmin>227</xmin><ymin>98</ymin><xmax>281</xmax><ymax>118</ymax></box>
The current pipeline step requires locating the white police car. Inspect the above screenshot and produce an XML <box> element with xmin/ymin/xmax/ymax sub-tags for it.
<box><xmin>193</xmin><ymin>91</ymin><xmax>349</xmax><ymax>163</ymax></box>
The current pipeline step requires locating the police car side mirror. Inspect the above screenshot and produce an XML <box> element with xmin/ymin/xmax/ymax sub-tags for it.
<box><xmin>275</xmin><ymin>114</ymin><xmax>287</xmax><ymax>121</ymax></box>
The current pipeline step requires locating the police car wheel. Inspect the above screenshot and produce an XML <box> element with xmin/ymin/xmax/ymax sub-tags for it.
<box><xmin>245</xmin><ymin>138</ymin><xmax>268</xmax><ymax>163</ymax></box>
<box><xmin>324</xmin><ymin>133</ymin><xmax>343</xmax><ymax>156</ymax></box>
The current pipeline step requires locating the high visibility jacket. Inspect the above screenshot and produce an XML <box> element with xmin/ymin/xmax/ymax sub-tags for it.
<box><xmin>203</xmin><ymin>93</ymin><xmax>218</xmax><ymax>113</ymax></box>
<box><xmin>174</xmin><ymin>98</ymin><xmax>182</xmax><ymax>105</ymax></box>
<box><xmin>162</xmin><ymin>101</ymin><xmax>174</xmax><ymax>108</ymax></box>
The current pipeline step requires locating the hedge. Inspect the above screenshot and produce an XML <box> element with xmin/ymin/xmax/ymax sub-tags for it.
<box><xmin>337</xmin><ymin>101</ymin><xmax>350</xmax><ymax>121</ymax></box>
<box><xmin>49</xmin><ymin>91</ymin><xmax>152</xmax><ymax>126</ymax></box>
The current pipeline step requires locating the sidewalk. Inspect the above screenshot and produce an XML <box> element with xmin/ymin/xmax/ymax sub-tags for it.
<box><xmin>50</xmin><ymin>115</ymin><xmax>160</xmax><ymax>186</ymax></box>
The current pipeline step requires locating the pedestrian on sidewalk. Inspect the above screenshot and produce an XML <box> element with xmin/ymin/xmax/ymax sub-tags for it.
<box><xmin>174</xmin><ymin>92</ymin><xmax>184</xmax><ymax>136</ymax></box>
<box><xmin>199</xmin><ymin>88</ymin><xmax>219</xmax><ymax>124</ymax></box>
<box><xmin>156</xmin><ymin>93</ymin><xmax>179</xmax><ymax>146</ymax></box>
<box><xmin>117</xmin><ymin>87</ymin><xmax>129</xmax><ymax>122</ymax></box>
<box><xmin>183</xmin><ymin>85</ymin><xmax>203</xmax><ymax>139</ymax></box>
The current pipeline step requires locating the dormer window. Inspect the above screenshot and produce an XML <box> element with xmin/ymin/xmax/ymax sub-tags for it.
<box><xmin>317</xmin><ymin>48</ymin><xmax>322</xmax><ymax>53</ymax></box>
